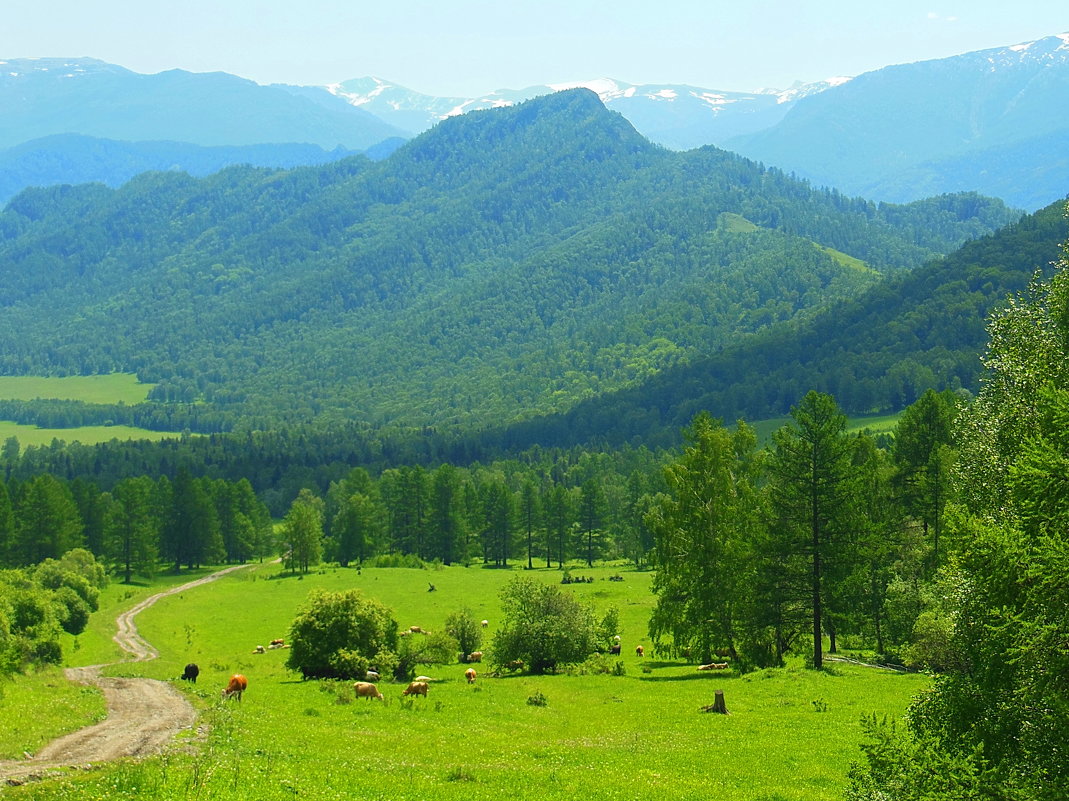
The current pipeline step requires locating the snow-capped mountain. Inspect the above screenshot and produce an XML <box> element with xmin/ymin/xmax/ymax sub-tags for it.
<box><xmin>312</xmin><ymin>76</ymin><xmax>851</xmax><ymax>150</ymax></box>
<box><xmin>724</xmin><ymin>33</ymin><xmax>1069</xmax><ymax>209</ymax></box>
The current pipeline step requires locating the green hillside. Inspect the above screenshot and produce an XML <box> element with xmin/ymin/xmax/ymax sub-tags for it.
<box><xmin>489</xmin><ymin>200</ymin><xmax>1068</xmax><ymax>450</ymax></box>
<box><xmin>0</xmin><ymin>90</ymin><xmax>1017</xmax><ymax>432</ymax></box>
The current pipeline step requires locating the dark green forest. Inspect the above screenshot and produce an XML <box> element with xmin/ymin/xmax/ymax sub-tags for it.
<box><xmin>0</xmin><ymin>90</ymin><xmax>1018</xmax><ymax>431</ymax></box>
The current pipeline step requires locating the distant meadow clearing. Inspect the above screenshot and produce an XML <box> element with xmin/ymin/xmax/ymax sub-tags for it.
<box><xmin>0</xmin><ymin>373</ymin><xmax>172</xmax><ymax>446</ymax></box>
<box><xmin>4</xmin><ymin>562</ymin><xmax>929</xmax><ymax>801</ymax></box>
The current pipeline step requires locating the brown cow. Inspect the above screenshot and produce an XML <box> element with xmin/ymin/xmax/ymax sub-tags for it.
<box><xmin>402</xmin><ymin>681</ymin><xmax>429</xmax><ymax>697</ymax></box>
<box><xmin>635</xmin><ymin>645</ymin><xmax>644</xmax><ymax>657</ymax></box>
<box><xmin>467</xmin><ymin>651</ymin><xmax>483</xmax><ymax>663</ymax></box>
<box><xmin>698</xmin><ymin>662</ymin><xmax>729</xmax><ymax>671</ymax></box>
<box><xmin>222</xmin><ymin>673</ymin><xmax>248</xmax><ymax>701</ymax></box>
<box><xmin>354</xmin><ymin>681</ymin><xmax>384</xmax><ymax>701</ymax></box>
<box><xmin>465</xmin><ymin>668</ymin><xmax>477</xmax><ymax>684</ymax></box>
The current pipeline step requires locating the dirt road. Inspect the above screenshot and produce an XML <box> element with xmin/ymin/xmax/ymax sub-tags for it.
<box><xmin>0</xmin><ymin>563</ymin><xmax>254</xmax><ymax>785</ymax></box>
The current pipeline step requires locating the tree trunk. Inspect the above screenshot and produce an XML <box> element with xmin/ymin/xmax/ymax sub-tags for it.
<box><xmin>702</xmin><ymin>690</ymin><xmax>729</xmax><ymax>714</ymax></box>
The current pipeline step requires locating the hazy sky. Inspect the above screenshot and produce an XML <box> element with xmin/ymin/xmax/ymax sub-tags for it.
<box><xmin>3</xmin><ymin>2</ymin><xmax>1066</xmax><ymax>95</ymax></box>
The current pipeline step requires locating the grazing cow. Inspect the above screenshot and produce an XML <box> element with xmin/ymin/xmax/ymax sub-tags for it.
<box><xmin>698</xmin><ymin>662</ymin><xmax>729</xmax><ymax>671</ymax></box>
<box><xmin>465</xmin><ymin>668</ymin><xmax>477</xmax><ymax>684</ymax></box>
<box><xmin>365</xmin><ymin>670</ymin><xmax>380</xmax><ymax>681</ymax></box>
<box><xmin>402</xmin><ymin>681</ymin><xmax>429</xmax><ymax>697</ymax></box>
<box><xmin>610</xmin><ymin>644</ymin><xmax>621</xmax><ymax>655</ymax></box>
<box><xmin>222</xmin><ymin>674</ymin><xmax>248</xmax><ymax>701</ymax></box>
<box><xmin>467</xmin><ymin>651</ymin><xmax>483</xmax><ymax>663</ymax></box>
<box><xmin>353</xmin><ymin>681</ymin><xmax>384</xmax><ymax>701</ymax></box>
<box><xmin>181</xmin><ymin>663</ymin><xmax>199</xmax><ymax>683</ymax></box>
<box><xmin>635</xmin><ymin>645</ymin><xmax>644</xmax><ymax>657</ymax></box>
<box><xmin>409</xmin><ymin>625</ymin><xmax>424</xmax><ymax>634</ymax></box>
<box><xmin>481</xmin><ymin>620</ymin><xmax>489</xmax><ymax>628</ymax></box>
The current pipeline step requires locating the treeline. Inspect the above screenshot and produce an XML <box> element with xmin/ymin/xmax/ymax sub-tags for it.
<box><xmin>0</xmin><ymin>471</ymin><xmax>273</xmax><ymax>581</ymax></box>
<box><xmin>0</xmin><ymin>398</ymin><xmax>233</xmax><ymax>433</ymax></box>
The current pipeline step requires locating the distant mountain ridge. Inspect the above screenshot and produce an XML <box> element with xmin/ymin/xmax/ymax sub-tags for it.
<box><xmin>303</xmin><ymin>75</ymin><xmax>849</xmax><ymax>150</ymax></box>
<box><xmin>724</xmin><ymin>33</ymin><xmax>1069</xmax><ymax>210</ymax></box>
<box><xmin>0</xmin><ymin>135</ymin><xmax>407</xmax><ymax>206</ymax></box>
<box><xmin>0</xmin><ymin>57</ymin><xmax>406</xmax><ymax>150</ymax></box>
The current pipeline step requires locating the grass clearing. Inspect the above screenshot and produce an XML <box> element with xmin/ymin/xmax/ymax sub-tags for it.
<box><xmin>0</xmin><ymin>421</ymin><xmax>177</xmax><ymax>448</ymax></box>
<box><xmin>0</xmin><ymin>374</ymin><xmax>153</xmax><ymax>404</ymax></box>
<box><xmin>6</xmin><ymin>561</ymin><xmax>931</xmax><ymax>800</ymax></box>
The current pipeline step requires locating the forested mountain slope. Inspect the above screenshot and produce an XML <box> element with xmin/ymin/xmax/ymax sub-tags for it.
<box><xmin>491</xmin><ymin>200</ymin><xmax>1069</xmax><ymax>449</ymax></box>
<box><xmin>0</xmin><ymin>90</ymin><xmax>1018</xmax><ymax>430</ymax></box>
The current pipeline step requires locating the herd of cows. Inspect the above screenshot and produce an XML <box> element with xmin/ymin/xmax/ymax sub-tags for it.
<box><xmin>172</xmin><ymin>617</ymin><xmax>733</xmax><ymax>709</ymax></box>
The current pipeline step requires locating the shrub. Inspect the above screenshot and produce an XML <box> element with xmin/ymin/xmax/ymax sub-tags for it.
<box><xmin>444</xmin><ymin>608</ymin><xmax>482</xmax><ymax>661</ymax></box>
<box><xmin>393</xmin><ymin>630</ymin><xmax>459</xmax><ymax>680</ymax></box>
<box><xmin>286</xmin><ymin>589</ymin><xmax>398</xmax><ymax>679</ymax></box>
<box><xmin>492</xmin><ymin>575</ymin><xmax>617</xmax><ymax>674</ymax></box>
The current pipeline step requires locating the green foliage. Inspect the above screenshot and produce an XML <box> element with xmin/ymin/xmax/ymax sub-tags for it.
<box><xmin>285</xmin><ymin>588</ymin><xmax>399</xmax><ymax>680</ymax></box>
<box><xmin>393</xmin><ymin>629</ymin><xmax>459</xmax><ymax>681</ymax></box>
<box><xmin>492</xmin><ymin>575</ymin><xmax>616</xmax><ymax>673</ymax></box>
<box><xmin>647</xmin><ymin>412</ymin><xmax>760</xmax><ymax>662</ymax></box>
<box><xmin>282</xmin><ymin>489</ymin><xmax>324</xmax><ymax>574</ymax></box>
<box><xmin>443</xmin><ymin>608</ymin><xmax>483</xmax><ymax>660</ymax></box>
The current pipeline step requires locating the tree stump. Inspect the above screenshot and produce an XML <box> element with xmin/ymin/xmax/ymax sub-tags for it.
<box><xmin>700</xmin><ymin>690</ymin><xmax>729</xmax><ymax>714</ymax></box>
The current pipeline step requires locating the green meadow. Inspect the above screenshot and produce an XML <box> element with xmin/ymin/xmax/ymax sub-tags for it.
<box><xmin>0</xmin><ymin>373</ymin><xmax>173</xmax><ymax>446</ymax></box>
<box><xmin>0</xmin><ymin>374</ymin><xmax>152</xmax><ymax>404</ymax></box>
<box><xmin>4</xmin><ymin>562</ymin><xmax>929</xmax><ymax>801</ymax></box>
<box><xmin>0</xmin><ymin>421</ymin><xmax>176</xmax><ymax>448</ymax></box>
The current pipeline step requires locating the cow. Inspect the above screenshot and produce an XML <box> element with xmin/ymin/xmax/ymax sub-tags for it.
<box><xmin>181</xmin><ymin>663</ymin><xmax>199</xmax><ymax>683</ymax></box>
<box><xmin>465</xmin><ymin>668</ymin><xmax>477</xmax><ymax>684</ymax></box>
<box><xmin>354</xmin><ymin>681</ymin><xmax>384</xmax><ymax>701</ymax></box>
<box><xmin>635</xmin><ymin>645</ymin><xmax>644</xmax><ymax>657</ymax></box>
<box><xmin>222</xmin><ymin>674</ymin><xmax>248</xmax><ymax>701</ymax></box>
<box><xmin>506</xmin><ymin>659</ymin><xmax>524</xmax><ymax>672</ymax></box>
<box><xmin>698</xmin><ymin>662</ymin><xmax>729</xmax><ymax>671</ymax></box>
<box><xmin>269</xmin><ymin>638</ymin><xmax>285</xmax><ymax>649</ymax></box>
<box><xmin>467</xmin><ymin>651</ymin><xmax>483</xmax><ymax>663</ymax></box>
<box><xmin>481</xmin><ymin>620</ymin><xmax>489</xmax><ymax>628</ymax></box>
<box><xmin>402</xmin><ymin>681</ymin><xmax>429</xmax><ymax>697</ymax></box>
<box><xmin>365</xmin><ymin>670</ymin><xmax>380</xmax><ymax>681</ymax></box>
<box><xmin>253</xmin><ymin>645</ymin><xmax>266</xmax><ymax>654</ymax></box>
<box><xmin>610</xmin><ymin>644</ymin><xmax>621</xmax><ymax>655</ymax></box>
<box><xmin>409</xmin><ymin>625</ymin><xmax>424</xmax><ymax>634</ymax></box>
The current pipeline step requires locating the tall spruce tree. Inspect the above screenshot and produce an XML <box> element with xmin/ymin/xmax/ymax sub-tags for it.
<box><xmin>765</xmin><ymin>391</ymin><xmax>858</xmax><ymax>669</ymax></box>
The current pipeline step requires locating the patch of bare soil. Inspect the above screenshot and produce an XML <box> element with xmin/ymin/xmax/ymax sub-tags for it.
<box><xmin>0</xmin><ymin>563</ymin><xmax>253</xmax><ymax>786</ymax></box>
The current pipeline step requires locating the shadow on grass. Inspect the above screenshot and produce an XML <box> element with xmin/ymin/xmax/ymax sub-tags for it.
<box><xmin>637</xmin><ymin>671</ymin><xmax>738</xmax><ymax>682</ymax></box>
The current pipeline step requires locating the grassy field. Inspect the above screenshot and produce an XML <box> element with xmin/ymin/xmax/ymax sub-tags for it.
<box><xmin>0</xmin><ymin>374</ymin><xmax>153</xmax><ymax>405</ymax></box>
<box><xmin>0</xmin><ymin>373</ymin><xmax>173</xmax><ymax>447</ymax></box>
<box><xmin>2</xmin><ymin>561</ymin><xmax>930</xmax><ymax>801</ymax></box>
<box><xmin>0</xmin><ymin>421</ymin><xmax>178</xmax><ymax>448</ymax></box>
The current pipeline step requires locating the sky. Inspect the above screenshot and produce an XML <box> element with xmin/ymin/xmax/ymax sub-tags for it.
<box><xmin>2</xmin><ymin>1</ymin><xmax>1067</xmax><ymax>96</ymax></box>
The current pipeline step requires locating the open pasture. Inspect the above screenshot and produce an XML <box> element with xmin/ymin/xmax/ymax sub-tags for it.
<box><xmin>13</xmin><ymin>563</ymin><xmax>928</xmax><ymax>800</ymax></box>
<box><xmin>0</xmin><ymin>421</ymin><xmax>177</xmax><ymax>448</ymax></box>
<box><xmin>0</xmin><ymin>374</ymin><xmax>153</xmax><ymax>404</ymax></box>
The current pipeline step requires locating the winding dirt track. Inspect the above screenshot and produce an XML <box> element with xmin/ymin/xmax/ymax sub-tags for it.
<box><xmin>0</xmin><ymin>563</ymin><xmax>254</xmax><ymax>785</ymax></box>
